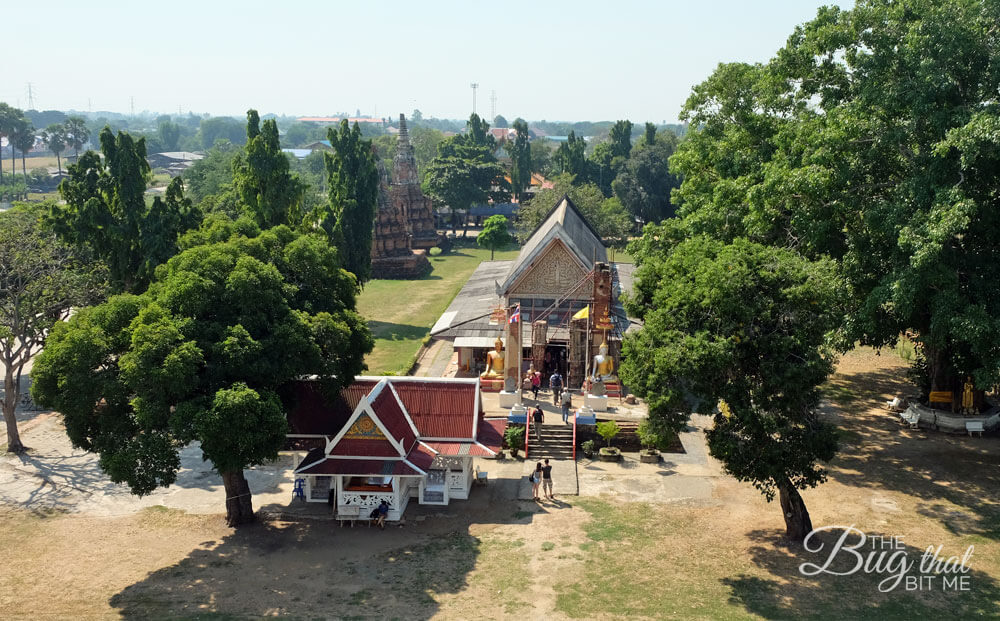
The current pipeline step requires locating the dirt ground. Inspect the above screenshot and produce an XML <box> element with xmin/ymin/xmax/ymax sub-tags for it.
<box><xmin>1</xmin><ymin>347</ymin><xmax>998</xmax><ymax>619</ymax></box>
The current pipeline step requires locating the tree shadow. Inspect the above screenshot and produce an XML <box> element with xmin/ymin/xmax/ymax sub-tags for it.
<box><xmin>722</xmin><ymin>528</ymin><xmax>1000</xmax><ymax>619</ymax></box>
<box><xmin>823</xmin><ymin>368</ymin><xmax>1000</xmax><ymax>541</ymax></box>
<box><xmin>109</xmin><ymin>468</ymin><xmax>534</xmax><ymax>619</ymax></box>
<box><xmin>366</xmin><ymin>321</ymin><xmax>429</xmax><ymax>342</ymax></box>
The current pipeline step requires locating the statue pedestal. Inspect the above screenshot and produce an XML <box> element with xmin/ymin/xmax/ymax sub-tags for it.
<box><xmin>498</xmin><ymin>390</ymin><xmax>521</xmax><ymax>408</ymax></box>
<box><xmin>585</xmin><ymin>394</ymin><xmax>609</xmax><ymax>412</ymax></box>
<box><xmin>576</xmin><ymin>406</ymin><xmax>597</xmax><ymax>425</ymax></box>
<box><xmin>508</xmin><ymin>403</ymin><xmax>527</xmax><ymax>424</ymax></box>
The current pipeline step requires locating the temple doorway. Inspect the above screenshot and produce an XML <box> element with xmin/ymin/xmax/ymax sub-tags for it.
<box><xmin>542</xmin><ymin>343</ymin><xmax>567</xmax><ymax>382</ymax></box>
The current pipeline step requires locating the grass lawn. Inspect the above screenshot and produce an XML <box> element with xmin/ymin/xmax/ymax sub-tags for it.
<box><xmin>357</xmin><ymin>241</ymin><xmax>519</xmax><ymax>374</ymax></box>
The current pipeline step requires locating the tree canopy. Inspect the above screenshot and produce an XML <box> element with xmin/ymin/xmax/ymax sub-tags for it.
<box><xmin>318</xmin><ymin>120</ymin><xmax>379</xmax><ymax>284</ymax></box>
<box><xmin>232</xmin><ymin>110</ymin><xmax>306</xmax><ymax>230</ymax></box>
<box><xmin>669</xmin><ymin>0</ymin><xmax>1000</xmax><ymax>405</ymax></box>
<box><xmin>477</xmin><ymin>214</ymin><xmax>514</xmax><ymax>260</ymax></box>
<box><xmin>31</xmin><ymin>224</ymin><xmax>374</xmax><ymax>526</ymax></box>
<box><xmin>516</xmin><ymin>175</ymin><xmax>631</xmax><ymax>247</ymax></box>
<box><xmin>621</xmin><ymin>235</ymin><xmax>842</xmax><ymax>540</ymax></box>
<box><xmin>1</xmin><ymin>204</ymin><xmax>104</xmax><ymax>453</ymax></box>
<box><xmin>52</xmin><ymin>127</ymin><xmax>202</xmax><ymax>293</ymax></box>
<box><xmin>508</xmin><ymin>119</ymin><xmax>532</xmax><ymax>201</ymax></box>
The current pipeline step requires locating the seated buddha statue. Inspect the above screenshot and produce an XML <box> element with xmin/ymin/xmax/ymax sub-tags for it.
<box><xmin>481</xmin><ymin>336</ymin><xmax>505</xmax><ymax>379</ymax></box>
<box><xmin>592</xmin><ymin>339</ymin><xmax>617</xmax><ymax>382</ymax></box>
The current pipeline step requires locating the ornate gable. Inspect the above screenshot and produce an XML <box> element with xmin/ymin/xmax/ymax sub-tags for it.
<box><xmin>508</xmin><ymin>240</ymin><xmax>587</xmax><ymax>297</ymax></box>
<box><xmin>342</xmin><ymin>412</ymin><xmax>386</xmax><ymax>440</ymax></box>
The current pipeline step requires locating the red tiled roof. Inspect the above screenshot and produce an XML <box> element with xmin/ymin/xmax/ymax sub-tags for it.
<box><xmin>282</xmin><ymin>380</ymin><xmax>376</xmax><ymax>435</ymax></box>
<box><xmin>478</xmin><ymin>418</ymin><xmax>505</xmax><ymax>453</ymax></box>
<box><xmin>371</xmin><ymin>386</ymin><xmax>417</xmax><ymax>452</ymax></box>
<box><xmin>296</xmin><ymin>458</ymin><xmax>424</xmax><ymax>477</ymax></box>
<box><xmin>409</xmin><ymin>443</ymin><xmax>437</xmax><ymax>471</ymax></box>
<box><xmin>421</xmin><ymin>419</ymin><xmax>505</xmax><ymax>456</ymax></box>
<box><xmin>391</xmin><ymin>381</ymin><xmax>481</xmax><ymax>439</ymax></box>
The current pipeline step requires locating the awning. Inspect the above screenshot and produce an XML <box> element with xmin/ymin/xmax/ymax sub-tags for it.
<box><xmin>454</xmin><ymin>336</ymin><xmax>504</xmax><ymax>349</ymax></box>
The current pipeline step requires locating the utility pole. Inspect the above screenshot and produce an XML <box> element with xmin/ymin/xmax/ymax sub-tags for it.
<box><xmin>130</xmin><ymin>96</ymin><xmax>135</xmax><ymax>118</ymax></box>
<box><xmin>26</xmin><ymin>83</ymin><xmax>35</xmax><ymax>109</ymax></box>
<box><xmin>490</xmin><ymin>90</ymin><xmax>496</xmax><ymax>121</ymax></box>
<box><xmin>470</xmin><ymin>83</ymin><xmax>479</xmax><ymax>115</ymax></box>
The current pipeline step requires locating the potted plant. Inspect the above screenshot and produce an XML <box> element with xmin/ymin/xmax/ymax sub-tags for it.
<box><xmin>581</xmin><ymin>439</ymin><xmax>596</xmax><ymax>458</ymax></box>
<box><xmin>595</xmin><ymin>421</ymin><xmax>621</xmax><ymax>462</ymax></box>
<box><xmin>504</xmin><ymin>425</ymin><xmax>525</xmax><ymax>459</ymax></box>
<box><xmin>637</xmin><ymin>419</ymin><xmax>661</xmax><ymax>463</ymax></box>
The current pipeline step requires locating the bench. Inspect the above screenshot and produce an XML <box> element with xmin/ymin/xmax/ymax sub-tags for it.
<box><xmin>967</xmin><ymin>421</ymin><xmax>984</xmax><ymax>438</ymax></box>
<box><xmin>900</xmin><ymin>410</ymin><xmax>920</xmax><ymax>430</ymax></box>
<box><xmin>336</xmin><ymin>505</ymin><xmax>370</xmax><ymax>527</ymax></box>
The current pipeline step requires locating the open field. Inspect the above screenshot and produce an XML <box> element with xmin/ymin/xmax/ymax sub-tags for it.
<box><xmin>1</xmin><ymin>155</ymin><xmax>65</xmax><ymax>175</ymax></box>
<box><xmin>357</xmin><ymin>242</ymin><xmax>519</xmax><ymax>375</ymax></box>
<box><xmin>1</xmin><ymin>347</ymin><xmax>997</xmax><ymax>618</ymax></box>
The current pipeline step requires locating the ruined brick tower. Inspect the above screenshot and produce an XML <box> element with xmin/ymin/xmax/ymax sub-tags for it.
<box><xmin>391</xmin><ymin>114</ymin><xmax>441</xmax><ymax>250</ymax></box>
<box><xmin>369</xmin><ymin>144</ymin><xmax>431</xmax><ymax>279</ymax></box>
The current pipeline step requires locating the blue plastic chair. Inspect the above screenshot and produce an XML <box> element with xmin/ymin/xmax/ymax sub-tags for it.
<box><xmin>293</xmin><ymin>478</ymin><xmax>306</xmax><ymax>500</ymax></box>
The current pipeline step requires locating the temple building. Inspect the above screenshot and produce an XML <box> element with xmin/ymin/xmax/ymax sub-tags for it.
<box><xmin>391</xmin><ymin>114</ymin><xmax>441</xmax><ymax>251</ymax></box>
<box><xmin>430</xmin><ymin>196</ymin><xmax>637</xmax><ymax>392</ymax></box>
<box><xmin>281</xmin><ymin>377</ymin><xmax>503</xmax><ymax>520</ymax></box>
<box><xmin>370</xmin><ymin>154</ymin><xmax>431</xmax><ymax>279</ymax></box>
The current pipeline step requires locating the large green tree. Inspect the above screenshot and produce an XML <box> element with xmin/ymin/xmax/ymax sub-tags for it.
<box><xmin>670</xmin><ymin>0</ymin><xmax>1000</xmax><ymax>406</ymax></box>
<box><xmin>508</xmin><ymin>118</ymin><xmax>532</xmax><ymax>201</ymax></box>
<box><xmin>516</xmin><ymin>174</ymin><xmax>631</xmax><ymax>246</ymax></box>
<box><xmin>1</xmin><ymin>205</ymin><xmax>104</xmax><ymax>453</ymax></box>
<box><xmin>317</xmin><ymin>120</ymin><xmax>379</xmax><ymax>284</ymax></box>
<box><xmin>41</xmin><ymin>123</ymin><xmax>67</xmax><ymax>175</ymax></box>
<box><xmin>64</xmin><ymin>116</ymin><xmax>91</xmax><ymax>158</ymax></box>
<box><xmin>10</xmin><ymin>119</ymin><xmax>36</xmax><ymax>183</ymax></box>
<box><xmin>232</xmin><ymin>110</ymin><xmax>305</xmax><ymax>230</ymax></box>
<box><xmin>621</xmin><ymin>235</ymin><xmax>842</xmax><ymax>540</ymax></box>
<box><xmin>51</xmin><ymin>127</ymin><xmax>201</xmax><ymax>293</ymax></box>
<box><xmin>613</xmin><ymin>130</ymin><xmax>680</xmax><ymax>226</ymax></box>
<box><xmin>31</xmin><ymin>224</ymin><xmax>373</xmax><ymax>526</ymax></box>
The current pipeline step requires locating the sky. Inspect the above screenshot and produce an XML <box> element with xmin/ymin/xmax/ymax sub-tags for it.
<box><xmin>3</xmin><ymin>0</ymin><xmax>852</xmax><ymax>123</ymax></box>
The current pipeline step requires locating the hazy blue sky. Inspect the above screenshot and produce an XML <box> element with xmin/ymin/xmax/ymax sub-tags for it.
<box><xmin>4</xmin><ymin>0</ymin><xmax>852</xmax><ymax>122</ymax></box>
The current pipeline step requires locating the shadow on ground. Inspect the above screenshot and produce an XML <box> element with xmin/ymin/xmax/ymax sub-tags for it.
<box><xmin>109</xmin><ymin>472</ymin><xmax>530</xmax><ymax>619</ymax></box>
<box><xmin>723</xmin><ymin>528</ymin><xmax>1000</xmax><ymax>619</ymax></box>
<box><xmin>367</xmin><ymin>320</ymin><xmax>429</xmax><ymax>342</ymax></box>
<box><xmin>824</xmin><ymin>367</ymin><xmax>1000</xmax><ymax>541</ymax></box>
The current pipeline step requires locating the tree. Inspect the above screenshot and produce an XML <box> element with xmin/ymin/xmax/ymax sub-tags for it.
<box><xmin>477</xmin><ymin>214</ymin><xmax>514</xmax><ymax>260</ymax></box>
<box><xmin>10</xmin><ymin>120</ymin><xmax>36</xmax><ymax>183</ymax></box>
<box><xmin>493</xmin><ymin>115</ymin><xmax>509</xmax><ymax>129</ymax></box>
<box><xmin>31</xmin><ymin>224</ymin><xmax>374</xmax><ymax>526</ymax></box>
<box><xmin>317</xmin><ymin>120</ymin><xmax>379</xmax><ymax>284</ymax></box>
<box><xmin>158</xmin><ymin>120</ymin><xmax>181</xmax><ymax>151</ymax></box>
<box><xmin>0</xmin><ymin>104</ymin><xmax>24</xmax><ymax>185</ymax></box>
<box><xmin>410</xmin><ymin>109</ymin><xmax>423</xmax><ymax>123</ymax></box>
<box><xmin>671</xmin><ymin>0</ymin><xmax>1000</xmax><ymax>407</ymax></box>
<box><xmin>41</xmin><ymin>124</ymin><xmax>67</xmax><ymax>175</ymax></box>
<box><xmin>182</xmin><ymin>140</ymin><xmax>240</xmax><ymax>204</ymax></box>
<box><xmin>198</xmin><ymin>116</ymin><xmax>246</xmax><ymax>150</ymax></box>
<box><xmin>64</xmin><ymin>116</ymin><xmax>91</xmax><ymax>158</ymax></box>
<box><xmin>554</xmin><ymin>131</ymin><xmax>586</xmax><ymax>179</ymax></box>
<box><xmin>612</xmin><ymin>131</ymin><xmax>680</xmax><ymax>226</ymax></box>
<box><xmin>52</xmin><ymin>127</ymin><xmax>201</xmax><ymax>293</ymax></box>
<box><xmin>642</xmin><ymin>122</ymin><xmax>657</xmax><ymax>148</ymax></box>
<box><xmin>232</xmin><ymin>110</ymin><xmax>305</xmax><ymax>230</ymax></box>
<box><xmin>529</xmin><ymin>139</ymin><xmax>553</xmax><ymax>176</ymax></box>
<box><xmin>1</xmin><ymin>205</ymin><xmax>104</xmax><ymax>453</ymax></box>
<box><xmin>509</xmin><ymin>119</ymin><xmax>532</xmax><ymax>201</ymax></box>
<box><xmin>516</xmin><ymin>174</ymin><xmax>631</xmax><ymax>245</ymax></box>
<box><xmin>620</xmin><ymin>235</ymin><xmax>841</xmax><ymax>540</ymax></box>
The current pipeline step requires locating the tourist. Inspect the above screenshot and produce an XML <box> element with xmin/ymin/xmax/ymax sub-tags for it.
<box><xmin>550</xmin><ymin>371</ymin><xmax>563</xmax><ymax>405</ymax></box>
<box><xmin>560</xmin><ymin>390</ymin><xmax>572</xmax><ymax>424</ymax></box>
<box><xmin>531</xmin><ymin>370</ymin><xmax>541</xmax><ymax>400</ymax></box>
<box><xmin>532</xmin><ymin>406</ymin><xmax>544</xmax><ymax>442</ymax></box>
<box><xmin>542</xmin><ymin>458</ymin><xmax>554</xmax><ymax>500</ymax></box>
<box><xmin>530</xmin><ymin>462</ymin><xmax>543</xmax><ymax>501</ymax></box>
<box><xmin>375</xmin><ymin>500</ymin><xmax>389</xmax><ymax>529</ymax></box>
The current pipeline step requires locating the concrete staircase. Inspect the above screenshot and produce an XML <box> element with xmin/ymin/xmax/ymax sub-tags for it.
<box><xmin>528</xmin><ymin>423</ymin><xmax>575</xmax><ymax>461</ymax></box>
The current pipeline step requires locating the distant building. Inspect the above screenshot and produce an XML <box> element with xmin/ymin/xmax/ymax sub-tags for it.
<box><xmin>296</xmin><ymin>116</ymin><xmax>385</xmax><ymax>125</ymax></box>
<box><xmin>147</xmin><ymin>152</ymin><xmax>204</xmax><ymax>177</ymax></box>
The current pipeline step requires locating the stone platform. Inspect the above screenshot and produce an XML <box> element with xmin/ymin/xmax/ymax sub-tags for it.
<box><xmin>371</xmin><ymin>251</ymin><xmax>431</xmax><ymax>280</ymax></box>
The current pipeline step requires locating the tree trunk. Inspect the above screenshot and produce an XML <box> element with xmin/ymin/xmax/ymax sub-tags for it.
<box><xmin>221</xmin><ymin>470</ymin><xmax>255</xmax><ymax>527</ymax></box>
<box><xmin>56</xmin><ymin>152</ymin><xmax>62</xmax><ymax>176</ymax></box>
<box><xmin>3</xmin><ymin>366</ymin><xmax>25</xmax><ymax>453</ymax></box>
<box><xmin>21</xmin><ymin>152</ymin><xmax>27</xmax><ymax>183</ymax></box>
<box><xmin>778</xmin><ymin>478</ymin><xmax>812</xmax><ymax>542</ymax></box>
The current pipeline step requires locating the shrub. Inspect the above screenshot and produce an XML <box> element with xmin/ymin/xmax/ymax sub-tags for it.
<box><xmin>596</xmin><ymin>421</ymin><xmax>621</xmax><ymax>448</ymax></box>
<box><xmin>504</xmin><ymin>425</ymin><xmax>525</xmax><ymax>453</ymax></box>
<box><xmin>429</xmin><ymin>246</ymin><xmax>442</xmax><ymax>256</ymax></box>
<box><xmin>637</xmin><ymin>418</ymin><xmax>661</xmax><ymax>451</ymax></box>
<box><xmin>581</xmin><ymin>439</ymin><xmax>596</xmax><ymax>456</ymax></box>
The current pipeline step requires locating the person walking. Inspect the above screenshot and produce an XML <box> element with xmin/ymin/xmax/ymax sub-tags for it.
<box><xmin>550</xmin><ymin>371</ymin><xmax>563</xmax><ymax>406</ymax></box>
<box><xmin>530</xmin><ymin>462</ymin><xmax>543</xmax><ymax>501</ymax></box>
<box><xmin>541</xmin><ymin>458</ymin><xmax>554</xmax><ymax>500</ymax></box>
<box><xmin>532</xmin><ymin>406</ymin><xmax>544</xmax><ymax>442</ymax></box>
<box><xmin>531</xmin><ymin>370</ymin><xmax>541</xmax><ymax>400</ymax></box>
<box><xmin>560</xmin><ymin>389</ymin><xmax>572</xmax><ymax>424</ymax></box>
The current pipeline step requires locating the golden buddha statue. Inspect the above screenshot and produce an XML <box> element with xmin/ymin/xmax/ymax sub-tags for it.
<box><xmin>481</xmin><ymin>336</ymin><xmax>505</xmax><ymax>379</ymax></box>
<box><xmin>592</xmin><ymin>338</ymin><xmax>616</xmax><ymax>381</ymax></box>
<box><xmin>961</xmin><ymin>376</ymin><xmax>975</xmax><ymax>414</ymax></box>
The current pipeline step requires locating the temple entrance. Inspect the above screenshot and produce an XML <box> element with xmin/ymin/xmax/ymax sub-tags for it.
<box><xmin>542</xmin><ymin>344</ymin><xmax>567</xmax><ymax>383</ymax></box>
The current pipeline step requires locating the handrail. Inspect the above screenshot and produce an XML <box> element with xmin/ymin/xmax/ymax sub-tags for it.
<box><xmin>572</xmin><ymin>406</ymin><xmax>577</xmax><ymax>460</ymax></box>
<box><xmin>524</xmin><ymin>411</ymin><xmax>530</xmax><ymax>460</ymax></box>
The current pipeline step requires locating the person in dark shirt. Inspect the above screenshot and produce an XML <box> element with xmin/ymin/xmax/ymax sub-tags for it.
<box><xmin>541</xmin><ymin>458</ymin><xmax>553</xmax><ymax>500</ymax></box>
<box><xmin>375</xmin><ymin>500</ymin><xmax>389</xmax><ymax>529</ymax></box>
<box><xmin>550</xmin><ymin>371</ymin><xmax>563</xmax><ymax>405</ymax></box>
<box><xmin>532</xmin><ymin>407</ymin><xmax>544</xmax><ymax>442</ymax></box>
